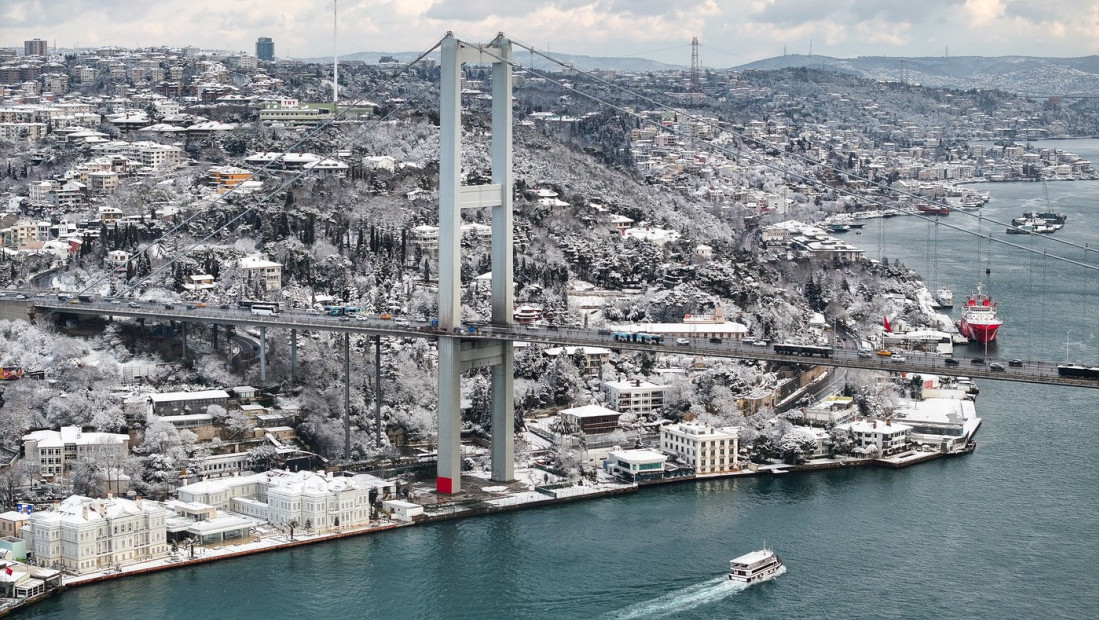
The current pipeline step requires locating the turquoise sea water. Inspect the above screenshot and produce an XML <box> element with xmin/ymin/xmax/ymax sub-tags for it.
<box><xmin>15</xmin><ymin>141</ymin><xmax>1099</xmax><ymax>620</ymax></box>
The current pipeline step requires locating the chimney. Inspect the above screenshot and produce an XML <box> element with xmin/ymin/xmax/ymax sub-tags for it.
<box><xmin>873</xmin><ymin>420</ymin><xmax>878</xmax><ymax>429</ymax></box>
<box><xmin>136</xmin><ymin>496</ymin><xmax>143</xmax><ymax>509</ymax></box>
<box><xmin>886</xmin><ymin>419</ymin><xmax>891</xmax><ymax>426</ymax></box>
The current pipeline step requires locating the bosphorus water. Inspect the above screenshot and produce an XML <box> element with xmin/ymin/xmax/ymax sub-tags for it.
<box><xmin>16</xmin><ymin>141</ymin><xmax>1099</xmax><ymax>620</ymax></box>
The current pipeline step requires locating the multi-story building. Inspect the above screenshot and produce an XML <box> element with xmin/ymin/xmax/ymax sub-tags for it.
<box><xmin>177</xmin><ymin>470</ymin><xmax>396</xmax><ymax>533</ymax></box>
<box><xmin>239</xmin><ymin>256</ymin><xmax>282</xmax><ymax>291</ymax></box>
<box><xmin>21</xmin><ymin>495</ymin><xmax>169</xmax><ymax>574</ymax></box>
<box><xmin>256</xmin><ymin>37</ymin><xmax>274</xmax><ymax>61</ymax></box>
<box><xmin>559</xmin><ymin>404</ymin><xmax>622</xmax><ymax>435</ymax></box>
<box><xmin>23</xmin><ymin>39</ymin><xmax>47</xmax><ymax>57</ymax></box>
<box><xmin>21</xmin><ymin>427</ymin><xmax>130</xmax><ymax>479</ymax></box>
<box><xmin>207</xmin><ymin>165</ymin><xmax>254</xmax><ymax>192</ymax></box>
<box><xmin>147</xmin><ymin>390</ymin><xmax>230</xmax><ymax>417</ymax></box>
<box><xmin>836</xmin><ymin>419</ymin><xmax>912</xmax><ymax>456</ymax></box>
<box><xmin>602</xmin><ymin>379</ymin><xmax>667</xmax><ymax>415</ymax></box>
<box><xmin>660</xmin><ymin>422</ymin><xmax>739</xmax><ymax>475</ymax></box>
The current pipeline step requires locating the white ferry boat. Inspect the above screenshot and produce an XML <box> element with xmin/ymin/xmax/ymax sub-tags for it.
<box><xmin>728</xmin><ymin>549</ymin><xmax>785</xmax><ymax>584</ymax></box>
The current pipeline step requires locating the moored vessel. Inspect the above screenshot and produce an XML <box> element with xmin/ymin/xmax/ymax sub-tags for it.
<box><xmin>917</xmin><ymin>204</ymin><xmax>950</xmax><ymax>216</ymax></box>
<box><xmin>728</xmin><ymin>549</ymin><xmax>785</xmax><ymax>584</ymax></box>
<box><xmin>956</xmin><ymin>283</ymin><xmax>1002</xmax><ymax>343</ymax></box>
<box><xmin>935</xmin><ymin>289</ymin><xmax>953</xmax><ymax>309</ymax></box>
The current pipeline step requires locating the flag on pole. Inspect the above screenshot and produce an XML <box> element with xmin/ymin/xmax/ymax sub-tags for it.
<box><xmin>883</xmin><ymin>316</ymin><xmax>892</xmax><ymax>333</ymax></box>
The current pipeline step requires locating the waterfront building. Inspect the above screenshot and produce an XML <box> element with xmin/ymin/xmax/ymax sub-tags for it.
<box><xmin>20</xmin><ymin>495</ymin><xmax>169</xmax><ymax>574</ymax></box>
<box><xmin>602</xmin><ymin>379</ymin><xmax>667</xmax><ymax>415</ymax></box>
<box><xmin>836</xmin><ymin>419</ymin><xmax>912</xmax><ymax>456</ymax></box>
<box><xmin>660</xmin><ymin>422</ymin><xmax>739</xmax><ymax>474</ymax></box>
<box><xmin>177</xmin><ymin>470</ymin><xmax>396</xmax><ymax>533</ymax></box>
<box><xmin>892</xmin><ymin>395</ymin><xmax>981</xmax><ymax>452</ymax></box>
<box><xmin>605</xmin><ymin>449</ymin><xmax>667</xmax><ymax>482</ymax></box>
<box><xmin>162</xmin><ymin>500</ymin><xmax>257</xmax><ymax>545</ymax></box>
<box><xmin>21</xmin><ymin>427</ymin><xmax>129</xmax><ymax>479</ymax></box>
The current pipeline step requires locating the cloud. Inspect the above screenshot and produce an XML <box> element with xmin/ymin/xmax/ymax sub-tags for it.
<box><xmin>3</xmin><ymin>0</ymin><xmax>1099</xmax><ymax>64</ymax></box>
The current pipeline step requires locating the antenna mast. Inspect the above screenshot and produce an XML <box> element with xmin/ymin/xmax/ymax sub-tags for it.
<box><xmin>333</xmin><ymin>0</ymin><xmax>338</xmax><ymax>106</ymax></box>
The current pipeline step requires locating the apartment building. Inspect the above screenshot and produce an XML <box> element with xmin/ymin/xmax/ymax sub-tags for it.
<box><xmin>660</xmin><ymin>422</ymin><xmax>739</xmax><ymax>475</ymax></box>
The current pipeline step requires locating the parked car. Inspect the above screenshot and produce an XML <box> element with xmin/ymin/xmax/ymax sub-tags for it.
<box><xmin>1009</xmin><ymin>359</ymin><xmax>1024</xmax><ymax>367</ymax></box>
<box><xmin>989</xmin><ymin>362</ymin><xmax>1005</xmax><ymax>372</ymax></box>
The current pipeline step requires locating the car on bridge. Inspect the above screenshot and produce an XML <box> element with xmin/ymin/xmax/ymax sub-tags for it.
<box><xmin>128</xmin><ymin>302</ymin><xmax>140</xmax><ymax>309</ymax></box>
<box><xmin>892</xmin><ymin>356</ymin><xmax>907</xmax><ymax>363</ymax></box>
<box><xmin>394</xmin><ymin>319</ymin><xmax>411</xmax><ymax>326</ymax></box>
<box><xmin>709</xmin><ymin>337</ymin><xmax>722</xmax><ymax>344</ymax></box>
<box><xmin>970</xmin><ymin>357</ymin><xmax>985</xmax><ymax>365</ymax></box>
<box><xmin>876</xmin><ymin>349</ymin><xmax>892</xmax><ymax>357</ymax></box>
<box><xmin>944</xmin><ymin>357</ymin><xmax>960</xmax><ymax>367</ymax></box>
<box><xmin>676</xmin><ymin>338</ymin><xmax>690</xmax><ymax>346</ymax></box>
<box><xmin>1009</xmin><ymin>359</ymin><xmax>1024</xmax><ymax>367</ymax></box>
<box><xmin>990</xmin><ymin>362</ymin><xmax>1005</xmax><ymax>372</ymax></box>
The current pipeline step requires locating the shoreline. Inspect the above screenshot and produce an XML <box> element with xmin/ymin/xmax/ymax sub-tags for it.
<box><xmin>4</xmin><ymin>443</ymin><xmax>968</xmax><ymax>618</ymax></box>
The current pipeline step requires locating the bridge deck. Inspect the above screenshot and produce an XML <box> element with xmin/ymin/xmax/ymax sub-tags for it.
<box><xmin>23</xmin><ymin>299</ymin><xmax>1099</xmax><ymax>389</ymax></box>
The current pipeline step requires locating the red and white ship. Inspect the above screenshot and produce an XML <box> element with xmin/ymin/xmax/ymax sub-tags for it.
<box><xmin>956</xmin><ymin>283</ymin><xmax>1002</xmax><ymax>343</ymax></box>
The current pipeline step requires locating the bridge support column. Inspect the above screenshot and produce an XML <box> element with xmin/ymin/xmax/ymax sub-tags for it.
<box><xmin>437</xmin><ymin>338</ymin><xmax>462</xmax><ymax>494</ymax></box>
<box><xmin>290</xmin><ymin>328</ymin><xmax>298</xmax><ymax>383</ymax></box>
<box><xmin>181</xmin><ymin>322</ymin><xmax>188</xmax><ymax>361</ymax></box>
<box><xmin>436</xmin><ymin>33</ymin><xmax>515</xmax><ymax>493</ymax></box>
<box><xmin>212</xmin><ymin>324</ymin><xmax>218</xmax><ymax>349</ymax></box>
<box><xmin>374</xmin><ymin>335</ymin><xmax>382</xmax><ymax>447</ymax></box>
<box><xmin>343</xmin><ymin>333</ymin><xmax>351</xmax><ymax>459</ymax></box>
<box><xmin>259</xmin><ymin>326</ymin><xmax>267</xmax><ymax>382</ymax></box>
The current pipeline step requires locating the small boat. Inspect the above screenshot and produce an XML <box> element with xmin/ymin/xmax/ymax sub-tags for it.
<box><xmin>728</xmin><ymin>549</ymin><xmax>785</xmax><ymax>584</ymax></box>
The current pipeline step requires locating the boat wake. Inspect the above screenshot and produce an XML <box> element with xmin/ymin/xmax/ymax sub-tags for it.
<box><xmin>604</xmin><ymin>577</ymin><xmax>749</xmax><ymax>619</ymax></box>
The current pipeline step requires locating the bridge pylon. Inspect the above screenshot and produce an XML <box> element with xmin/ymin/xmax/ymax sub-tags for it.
<box><xmin>437</xmin><ymin>33</ymin><xmax>515</xmax><ymax>494</ymax></box>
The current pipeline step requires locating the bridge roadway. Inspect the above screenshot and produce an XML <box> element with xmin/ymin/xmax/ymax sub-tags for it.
<box><xmin>26</xmin><ymin>298</ymin><xmax>1099</xmax><ymax>390</ymax></box>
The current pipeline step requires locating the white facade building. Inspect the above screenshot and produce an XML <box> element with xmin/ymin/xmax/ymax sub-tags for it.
<box><xmin>836</xmin><ymin>420</ymin><xmax>912</xmax><ymax>456</ymax></box>
<box><xmin>605</xmin><ymin>449</ymin><xmax>667</xmax><ymax>481</ymax></box>
<box><xmin>22</xmin><ymin>427</ymin><xmax>129</xmax><ymax>478</ymax></box>
<box><xmin>239</xmin><ymin>256</ymin><xmax>283</xmax><ymax>291</ymax></box>
<box><xmin>602</xmin><ymin>379</ymin><xmax>667</xmax><ymax>415</ymax></box>
<box><xmin>660</xmin><ymin>423</ymin><xmax>739</xmax><ymax>475</ymax></box>
<box><xmin>176</xmin><ymin>470</ymin><xmax>397</xmax><ymax>533</ymax></box>
<box><xmin>20</xmin><ymin>495</ymin><xmax>169</xmax><ymax>574</ymax></box>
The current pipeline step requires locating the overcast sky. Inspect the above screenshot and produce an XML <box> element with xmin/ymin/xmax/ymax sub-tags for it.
<box><xmin>4</xmin><ymin>0</ymin><xmax>1098</xmax><ymax>66</ymax></box>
